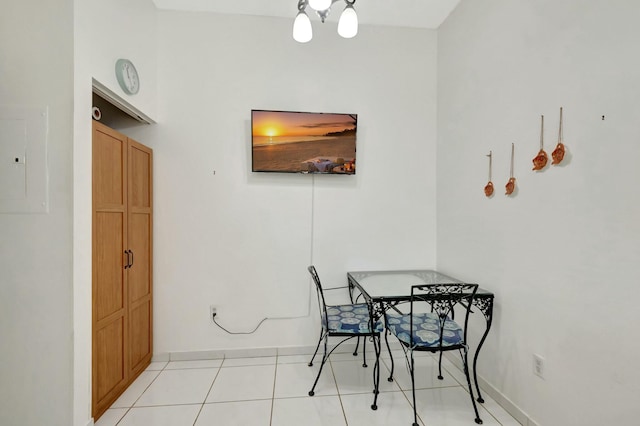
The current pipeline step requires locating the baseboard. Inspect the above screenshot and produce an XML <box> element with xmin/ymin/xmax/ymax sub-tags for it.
<box><xmin>152</xmin><ymin>343</ymin><xmax>366</xmax><ymax>364</ymax></box>
<box><xmin>151</xmin><ymin>352</ymin><xmax>170</xmax><ymax>362</ymax></box>
<box><xmin>443</xmin><ymin>353</ymin><xmax>540</xmax><ymax>426</ymax></box>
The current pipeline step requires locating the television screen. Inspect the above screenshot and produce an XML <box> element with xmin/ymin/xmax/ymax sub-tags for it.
<box><xmin>251</xmin><ymin>109</ymin><xmax>357</xmax><ymax>174</ymax></box>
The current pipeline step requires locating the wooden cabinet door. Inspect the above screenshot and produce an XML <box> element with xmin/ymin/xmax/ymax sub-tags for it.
<box><xmin>92</xmin><ymin>122</ymin><xmax>129</xmax><ymax>416</ymax></box>
<box><xmin>92</xmin><ymin>122</ymin><xmax>153</xmax><ymax>420</ymax></box>
<box><xmin>127</xmin><ymin>140</ymin><xmax>153</xmax><ymax>377</ymax></box>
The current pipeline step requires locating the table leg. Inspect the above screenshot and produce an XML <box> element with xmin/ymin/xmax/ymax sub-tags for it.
<box><xmin>377</xmin><ymin>301</ymin><xmax>395</xmax><ymax>382</ymax></box>
<box><xmin>472</xmin><ymin>297</ymin><xmax>494</xmax><ymax>403</ymax></box>
<box><xmin>384</xmin><ymin>328</ymin><xmax>395</xmax><ymax>382</ymax></box>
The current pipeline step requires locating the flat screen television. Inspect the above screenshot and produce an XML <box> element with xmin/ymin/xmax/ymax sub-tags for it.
<box><xmin>251</xmin><ymin>109</ymin><xmax>357</xmax><ymax>174</ymax></box>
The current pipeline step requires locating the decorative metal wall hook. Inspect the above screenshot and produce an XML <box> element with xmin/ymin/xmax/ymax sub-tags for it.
<box><xmin>484</xmin><ymin>151</ymin><xmax>494</xmax><ymax>197</ymax></box>
<box><xmin>532</xmin><ymin>115</ymin><xmax>548</xmax><ymax>171</ymax></box>
<box><xmin>505</xmin><ymin>143</ymin><xmax>516</xmax><ymax>195</ymax></box>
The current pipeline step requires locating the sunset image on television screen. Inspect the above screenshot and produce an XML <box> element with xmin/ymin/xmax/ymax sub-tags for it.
<box><xmin>252</xmin><ymin>110</ymin><xmax>357</xmax><ymax>174</ymax></box>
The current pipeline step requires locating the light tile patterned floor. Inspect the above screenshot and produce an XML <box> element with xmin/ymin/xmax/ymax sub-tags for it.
<box><xmin>95</xmin><ymin>349</ymin><xmax>522</xmax><ymax>426</ymax></box>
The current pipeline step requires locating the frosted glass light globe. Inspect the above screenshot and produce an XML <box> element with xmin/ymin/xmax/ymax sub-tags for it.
<box><xmin>309</xmin><ymin>0</ymin><xmax>332</xmax><ymax>11</ymax></box>
<box><xmin>293</xmin><ymin>11</ymin><xmax>313</xmax><ymax>43</ymax></box>
<box><xmin>338</xmin><ymin>5</ymin><xmax>358</xmax><ymax>39</ymax></box>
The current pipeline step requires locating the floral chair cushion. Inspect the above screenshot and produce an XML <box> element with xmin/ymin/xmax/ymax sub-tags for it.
<box><xmin>385</xmin><ymin>312</ymin><xmax>464</xmax><ymax>348</ymax></box>
<box><xmin>323</xmin><ymin>304</ymin><xmax>384</xmax><ymax>334</ymax></box>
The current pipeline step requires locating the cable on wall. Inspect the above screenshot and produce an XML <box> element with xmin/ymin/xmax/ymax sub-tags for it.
<box><xmin>213</xmin><ymin>315</ymin><xmax>268</xmax><ymax>335</ymax></box>
<box><xmin>309</xmin><ymin>173</ymin><xmax>316</xmax><ymax>267</ymax></box>
<box><xmin>212</xmin><ymin>174</ymin><xmax>317</xmax><ymax>335</ymax></box>
<box><xmin>306</xmin><ymin>173</ymin><xmax>316</xmax><ymax>315</ymax></box>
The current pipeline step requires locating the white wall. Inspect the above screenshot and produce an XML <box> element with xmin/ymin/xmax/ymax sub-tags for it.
<box><xmin>437</xmin><ymin>1</ymin><xmax>640</xmax><ymax>424</ymax></box>
<box><xmin>73</xmin><ymin>1</ymin><xmax>157</xmax><ymax>424</ymax></box>
<box><xmin>0</xmin><ymin>1</ymin><xmax>74</xmax><ymax>425</ymax></box>
<box><xmin>77</xmin><ymin>0</ymin><xmax>158</xmax><ymax>120</ymax></box>
<box><xmin>147</xmin><ymin>11</ymin><xmax>438</xmax><ymax>355</ymax></box>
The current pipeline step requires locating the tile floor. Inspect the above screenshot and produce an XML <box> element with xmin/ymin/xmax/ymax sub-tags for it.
<box><xmin>95</xmin><ymin>347</ymin><xmax>521</xmax><ymax>426</ymax></box>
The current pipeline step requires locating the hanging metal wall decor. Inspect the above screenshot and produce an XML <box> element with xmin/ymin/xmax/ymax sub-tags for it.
<box><xmin>552</xmin><ymin>107</ymin><xmax>566</xmax><ymax>165</ymax></box>
<box><xmin>505</xmin><ymin>143</ymin><xmax>516</xmax><ymax>195</ymax></box>
<box><xmin>532</xmin><ymin>115</ymin><xmax>548</xmax><ymax>171</ymax></box>
<box><xmin>484</xmin><ymin>151</ymin><xmax>494</xmax><ymax>197</ymax></box>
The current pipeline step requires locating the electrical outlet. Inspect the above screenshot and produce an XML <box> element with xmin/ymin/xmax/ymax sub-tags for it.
<box><xmin>210</xmin><ymin>305</ymin><xmax>217</xmax><ymax>321</ymax></box>
<box><xmin>533</xmin><ymin>354</ymin><xmax>545</xmax><ymax>379</ymax></box>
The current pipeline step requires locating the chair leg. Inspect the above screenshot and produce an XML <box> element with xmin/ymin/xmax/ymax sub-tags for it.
<box><xmin>437</xmin><ymin>351</ymin><xmax>444</xmax><ymax>380</ymax></box>
<box><xmin>308</xmin><ymin>329</ymin><xmax>324</xmax><ymax>367</ymax></box>
<box><xmin>370</xmin><ymin>334</ymin><xmax>381</xmax><ymax>410</ymax></box>
<box><xmin>361</xmin><ymin>336</ymin><xmax>368</xmax><ymax>367</ymax></box>
<box><xmin>460</xmin><ymin>348</ymin><xmax>483</xmax><ymax>424</ymax></box>
<box><xmin>353</xmin><ymin>336</ymin><xmax>360</xmax><ymax>356</ymax></box>
<box><xmin>385</xmin><ymin>329</ymin><xmax>395</xmax><ymax>382</ymax></box>
<box><xmin>309</xmin><ymin>334</ymin><xmax>330</xmax><ymax>396</ymax></box>
<box><xmin>409</xmin><ymin>351</ymin><xmax>419</xmax><ymax>426</ymax></box>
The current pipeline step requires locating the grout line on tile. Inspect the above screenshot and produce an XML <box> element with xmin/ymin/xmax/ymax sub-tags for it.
<box><xmin>166</xmin><ymin>366</ymin><xmax>224</xmax><ymax>370</ymax></box>
<box><xmin>116</xmin><ymin>362</ymin><xmax>169</xmax><ymax>426</ymax></box>
<box><xmin>192</xmin><ymin>403</ymin><xmax>204</xmax><ymax>426</ymax></box>
<box><xmin>113</xmin><ymin>363</ymin><xmax>168</xmax><ymax>424</ymax></box>
<box><xmin>269</xmin><ymin>353</ymin><xmax>278</xmax><ymax>426</ymax></box>
<box><xmin>219</xmin><ymin>362</ymin><xmax>276</xmax><ymax>368</ymax></box>
<box><xmin>192</xmin><ymin>359</ymin><xmax>224</xmax><ymax>425</ymax></box>
<box><xmin>328</xmin><ymin>359</ymin><xmax>349</xmax><ymax>425</ymax></box>
<box><xmin>122</xmin><ymin>402</ymin><xmax>203</xmax><ymax>409</ymax></box>
<box><xmin>111</xmin><ymin>407</ymin><xmax>130</xmax><ymax>426</ymax></box>
<box><xmin>439</xmin><ymin>357</ymin><xmax>504</xmax><ymax>424</ymax></box>
<box><xmin>99</xmin><ymin>353</ymin><xmax>521</xmax><ymax>426</ymax></box>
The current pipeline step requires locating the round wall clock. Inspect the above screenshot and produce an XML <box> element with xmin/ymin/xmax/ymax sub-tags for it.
<box><xmin>115</xmin><ymin>58</ymin><xmax>140</xmax><ymax>95</ymax></box>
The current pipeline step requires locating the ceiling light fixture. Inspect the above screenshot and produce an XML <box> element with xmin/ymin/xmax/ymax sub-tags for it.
<box><xmin>293</xmin><ymin>0</ymin><xmax>358</xmax><ymax>43</ymax></box>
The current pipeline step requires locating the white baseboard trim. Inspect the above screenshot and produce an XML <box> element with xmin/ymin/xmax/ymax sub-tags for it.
<box><xmin>152</xmin><ymin>342</ymin><xmax>370</xmax><ymax>364</ymax></box>
<box><xmin>443</xmin><ymin>353</ymin><xmax>539</xmax><ymax>426</ymax></box>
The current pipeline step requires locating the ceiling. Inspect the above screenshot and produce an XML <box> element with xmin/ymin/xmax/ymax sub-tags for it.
<box><xmin>152</xmin><ymin>0</ymin><xmax>462</xmax><ymax>29</ymax></box>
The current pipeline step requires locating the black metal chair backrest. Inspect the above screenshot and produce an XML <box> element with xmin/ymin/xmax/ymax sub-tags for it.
<box><xmin>409</xmin><ymin>283</ymin><xmax>479</xmax><ymax>349</ymax></box>
<box><xmin>306</xmin><ymin>265</ymin><xmax>383</xmax><ymax>408</ymax></box>
<box><xmin>308</xmin><ymin>265</ymin><xmax>329</xmax><ymax>329</ymax></box>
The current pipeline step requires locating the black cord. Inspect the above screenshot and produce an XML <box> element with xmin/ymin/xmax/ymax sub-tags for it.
<box><xmin>212</xmin><ymin>314</ymin><xmax>268</xmax><ymax>335</ymax></box>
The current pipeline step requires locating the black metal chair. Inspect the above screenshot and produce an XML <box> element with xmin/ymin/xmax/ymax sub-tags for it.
<box><xmin>307</xmin><ymin>265</ymin><xmax>384</xmax><ymax>409</ymax></box>
<box><xmin>385</xmin><ymin>283</ymin><xmax>483</xmax><ymax>425</ymax></box>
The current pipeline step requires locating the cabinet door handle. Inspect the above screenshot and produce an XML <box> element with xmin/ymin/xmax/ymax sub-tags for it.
<box><xmin>129</xmin><ymin>250</ymin><xmax>134</xmax><ymax>268</ymax></box>
<box><xmin>124</xmin><ymin>250</ymin><xmax>130</xmax><ymax>269</ymax></box>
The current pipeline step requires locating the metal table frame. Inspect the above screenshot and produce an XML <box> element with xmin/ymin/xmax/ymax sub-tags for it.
<box><xmin>347</xmin><ymin>269</ymin><xmax>494</xmax><ymax>403</ymax></box>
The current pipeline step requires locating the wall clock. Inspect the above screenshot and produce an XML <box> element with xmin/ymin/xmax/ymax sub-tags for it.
<box><xmin>115</xmin><ymin>58</ymin><xmax>140</xmax><ymax>95</ymax></box>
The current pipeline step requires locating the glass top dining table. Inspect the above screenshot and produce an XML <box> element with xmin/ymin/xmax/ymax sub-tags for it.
<box><xmin>346</xmin><ymin>269</ymin><xmax>493</xmax><ymax>302</ymax></box>
<box><xmin>346</xmin><ymin>269</ymin><xmax>495</xmax><ymax>404</ymax></box>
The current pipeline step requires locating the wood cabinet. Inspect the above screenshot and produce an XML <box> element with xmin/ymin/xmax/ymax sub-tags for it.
<box><xmin>92</xmin><ymin>121</ymin><xmax>153</xmax><ymax>419</ymax></box>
